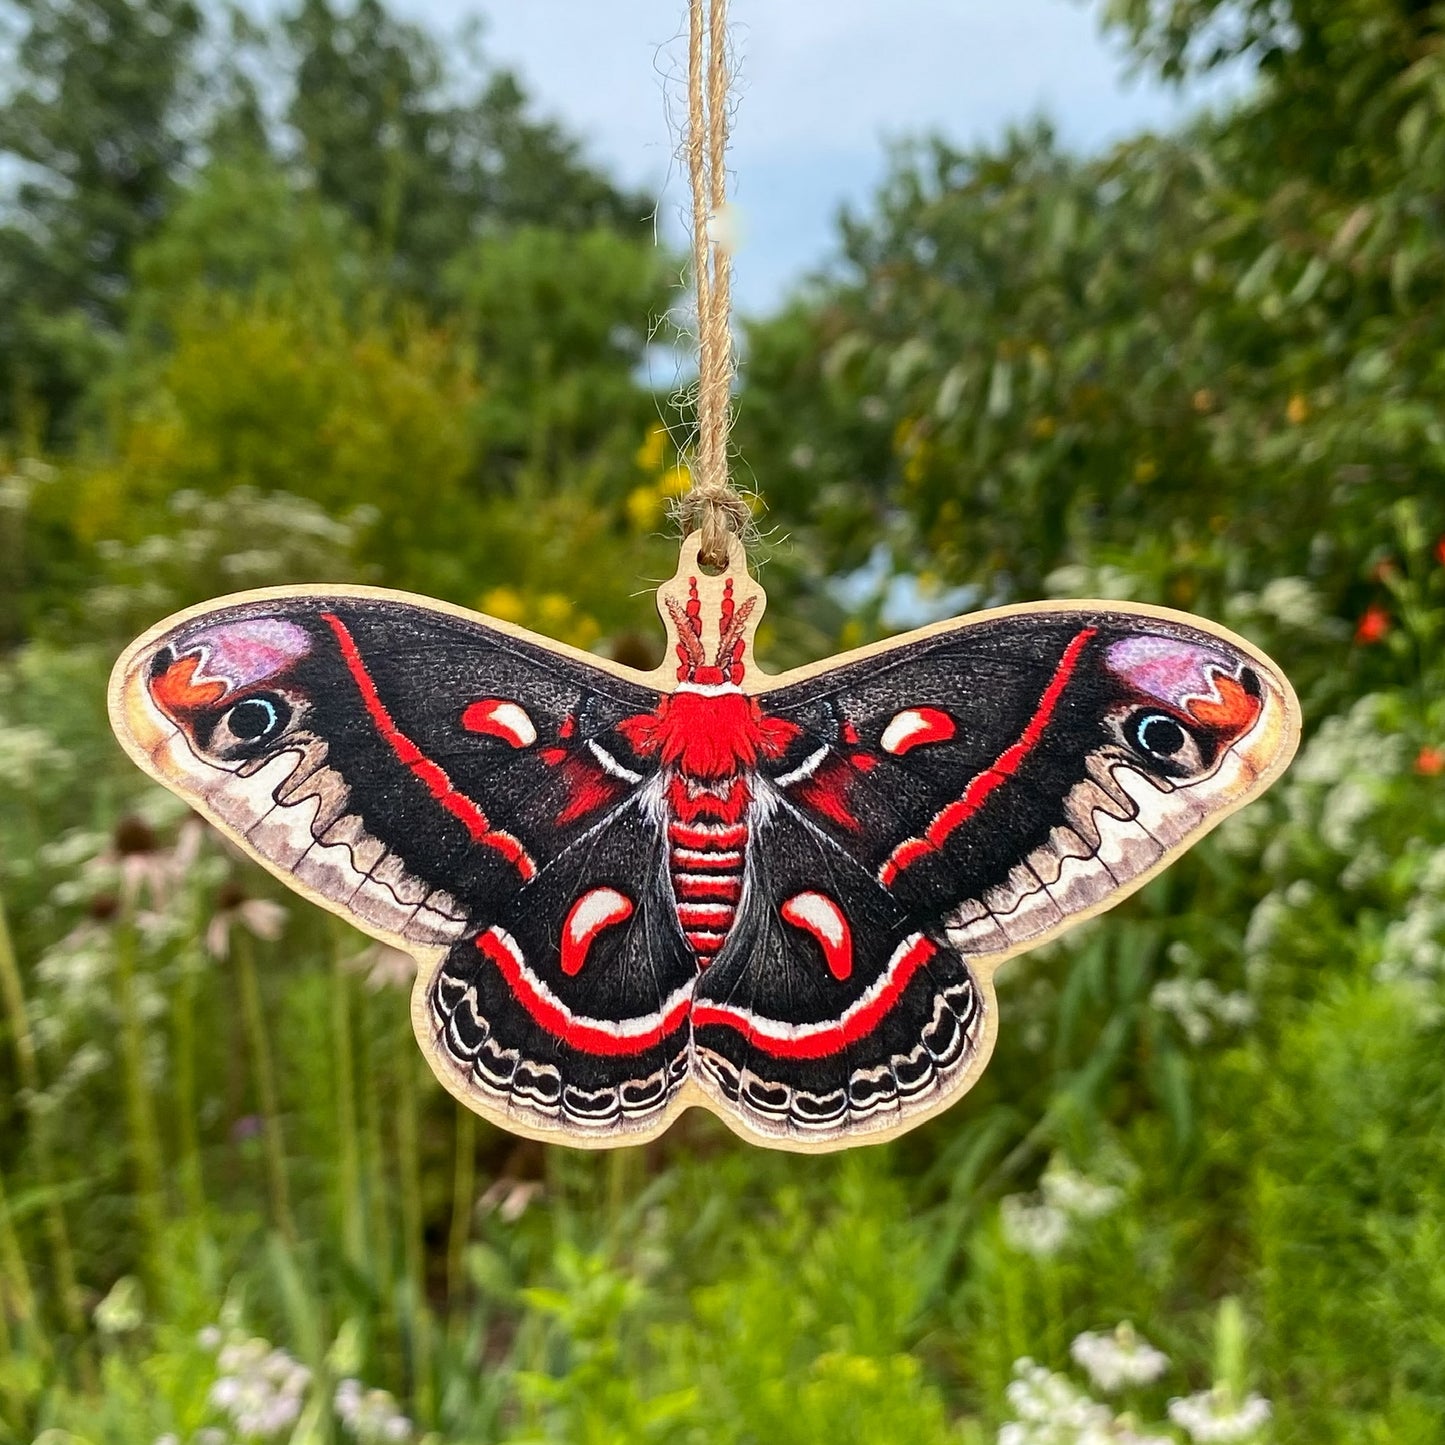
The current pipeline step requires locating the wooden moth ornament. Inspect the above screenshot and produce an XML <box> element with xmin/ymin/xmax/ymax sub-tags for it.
<box><xmin>108</xmin><ymin>534</ymin><xmax>1299</xmax><ymax>1151</ymax></box>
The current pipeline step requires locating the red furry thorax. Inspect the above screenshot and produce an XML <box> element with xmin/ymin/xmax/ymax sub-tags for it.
<box><xmin>619</xmin><ymin>690</ymin><xmax>800</xmax><ymax>779</ymax></box>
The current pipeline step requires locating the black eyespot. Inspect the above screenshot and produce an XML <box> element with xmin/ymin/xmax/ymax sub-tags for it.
<box><xmin>1133</xmin><ymin>711</ymin><xmax>1187</xmax><ymax>758</ymax></box>
<box><xmin>226</xmin><ymin>695</ymin><xmax>288</xmax><ymax>742</ymax></box>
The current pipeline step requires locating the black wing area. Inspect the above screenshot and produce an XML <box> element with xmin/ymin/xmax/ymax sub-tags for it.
<box><xmin>754</xmin><ymin>608</ymin><xmax>1291</xmax><ymax>961</ymax></box>
<box><xmin>690</xmin><ymin>795</ymin><xmax>985</xmax><ymax>1146</ymax></box>
<box><xmin>427</xmin><ymin>782</ymin><xmax>695</xmax><ymax>1138</ymax></box>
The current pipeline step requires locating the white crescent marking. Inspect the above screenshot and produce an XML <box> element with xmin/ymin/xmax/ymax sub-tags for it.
<box><xmin>880</xmin><ymin>707</ymin><xmax>955</xmax><ymax>756</ymax></box>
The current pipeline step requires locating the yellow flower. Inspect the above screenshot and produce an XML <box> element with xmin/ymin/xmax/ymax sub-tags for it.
<box><xmin>537</xmin><ymin>593</ymin><xmax>600</xmax><ymax>650</ymax></box>
<box><xmin>1192</xmin><ymin>388</ymin><xmax>1216</xmax><ymax>413</ymax></box>
<box><xmin>660</xmin><ymin>463</ymin><xmax>692</xmax><ymax>497</ymax></box>
<box><xmin>1133</xmin><ymin>456</ymin><xmax>1159</xmax><ymax>484</ymax></box>
<box><xmin>635</xmin><ymin>424</ymin><xmax>668</xmax><ymax>472</ymax></box>
<box><xmin>480</xmin><ymin>586</ymin><xmax>526</xmax><ymax>624</ymax></box>
<box><xmin>1031</xmin><ymin>415</ymin><xmax>1057</xmax><ymax>439</ymax></box>
<box><xmin>626</xmin><ymin>484</ymin><xmax>664</xmax><ymax>532</ymax></box>
<box><xmin>1286</xmin><ymin>393</ymin><xmax>1309</xmax><ymax>425</ymax></box>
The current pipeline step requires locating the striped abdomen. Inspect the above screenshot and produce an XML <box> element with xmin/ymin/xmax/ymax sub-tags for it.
<box><xmin>668</xmin><ymin>817</ymin><xmax>747</xmax><ymax>964</ymax></box>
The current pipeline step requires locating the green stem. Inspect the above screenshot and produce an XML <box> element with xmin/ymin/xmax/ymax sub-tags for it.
<box><xmin>330</xmin><ymin>934</ymin><xmax>365</xmax><ymax>1269</ymax></box>
<box><xmin>395</xmin><ymin>1035</ymin><xmax>433</xmax><ymax>1423</ymax></box>
<box><xmin>0</xmin><ymin>893</ymin><xmax>83</xmax><ymax>1334</ymax></box>
<box><xmin>233</xmin><ymin>928</ymin><xmax>296</xmax><ymax>1244</ymax></box>
<box><xmin>358</xmin><ymin>991</ymin><xmax>393</xmax><ymax>1303</ymax></box>
<box><xmin>115</xmin><ymin>917</ymin><xmax>168</xmax><ymax>1285</ymax></box>
<box><xmin>172</xmin><ymin>944</ymin><xmax>206</xmax><ymax>1222</ymax></box>
<box><xmin>0</xmin><ymin>1157</ymin><xmax>36</xmax><ymax>1343</ymax></box>
<box><xmin>446</xmin><ymin>1103</ymin><xmax>476</xmax><ymax>1332</ymax></box>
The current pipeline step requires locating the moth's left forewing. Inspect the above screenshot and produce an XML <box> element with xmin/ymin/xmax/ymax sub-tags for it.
<box><xmin>757</xmin><ymin>601</ymin><xmax>1300</xmax><ymax>974</ymax></box>
<box><xmin>107</xmin><ymin>585</ymin><xmax>668</xmax><ymax>953</ymax></box>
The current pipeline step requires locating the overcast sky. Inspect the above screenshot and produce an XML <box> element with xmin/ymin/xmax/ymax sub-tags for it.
<box><xmin>393</xmin><ymin>1</ymin><xmax>1239</xmax><ymax>315</ymax></box>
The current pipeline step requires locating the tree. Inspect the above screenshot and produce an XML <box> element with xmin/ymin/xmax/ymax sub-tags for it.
<box><xmin>0</xmin><ymin>0</ymin><xmax>201</xmax><ymax>437</ymax></box>
<box><xmin>285</xmin><ymin>0</ymin><xmax>654</xmax><ymax>293</ymax></box>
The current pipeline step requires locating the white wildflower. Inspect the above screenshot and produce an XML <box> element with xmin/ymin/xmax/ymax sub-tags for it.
<box><xmin>1167</xmin><ymin>1387</ymin><xmax>1271</xmax><ymax>1441</ymax></box>
<box><xmin>1041</xmin><ymin>1160</ymin><xmax>1122</xmax><ymax>1220</ymax></box>
<box><xmin>1151</xmin><ymin>978</ymin><xmax>1255</xmax><ymax>1045</ymax></box>
<box><xmin>38</xmin><ymin>828</ymin><xmax>109</xmax><ymax>872</ymax></box>
<box><xmin>0</xmin><ymin>722</ymin><xmax>71</xmax><ymax>788</ymax></box>
<box><xmin>1005</xmin><ymin>1358</ymin><xmax>1112</xmax><ymax>1434</ymax></box>
<box><xmin>998</xmin><ymin>1358</ymin><xmax>1171</xmax><ymax>1444</ymax></box>
<box><xmin>1070</xmin><ymin>1324</ymin><xmax>1170</xmax><ymax>1392</ymax></box>
<box><xmin>210</xmin><ymin>1336</ymin><xmax>311</xmax><ymax>1438</ymax></box>
<box><xmin>1001</xmin><ymin>1197</ymin><xmax>1070</xmax><ymax>1258</ymax></box>
<box><xmin>1376</xmin><ymin>895</ymin><xmax>1445</xmax><ymax>992</ymax></box>
<box><xmin>334</xmin><ymin>1377</ymin><xmax>413</xmax><ymax>1442</ymax></box>
<box><xmin>1001</xmin><ymin>1156</ymin><xmax>1124</xmax><ymax>1257</ymax></box>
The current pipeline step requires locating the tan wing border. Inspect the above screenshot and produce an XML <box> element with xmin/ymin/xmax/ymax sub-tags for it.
<box><xmin>107</xmin><ymin>532</ymin><xmax>1302</xmax><ymax>1153</ymax></box>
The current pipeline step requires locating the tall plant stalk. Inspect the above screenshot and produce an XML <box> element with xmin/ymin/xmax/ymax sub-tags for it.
<box><xmin>330</xmin><ymin>934</ymin><xmax>365</xmax><ymax>1269</ymax></box>
<box><xmin>394</xmin><ymin>1032</ymin><xmax>434</xmax><ymax>1423</ymax></box>
<box><xmin>0</xmin><ymin>893</ymin><xmax>83</xmax><ymax>1333</ymax></box>
<box><xmin>115</xmin><ymin>916</ymin><xmax>169</xmax><ymax>1284</ymax></box>
<box><xmin>358</xmin><ymin>996</ymin><xmax>394</xmax><ymax>1302</ymax></box>
<box><xmin>446</xmin><ymin>1103</ymin><xmax>476</xmax><ymax>1331</ymax></box>
<box><xmin>0</xmin><ymin>1159</ymin><xmax>36</xmax><ymax>1350</ymax></box>
<box><xmin>233</xmin><ymin>928</ymin><xmax>297</xmax><ymax>1244</ymax></box>
<box><xmin>171</xmin><ymin>940</ymin><xmax>207</xmax><ymax>1222</ymax></box>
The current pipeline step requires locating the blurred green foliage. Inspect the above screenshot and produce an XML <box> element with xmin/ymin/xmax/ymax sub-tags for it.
<box><xmin>2</xmin><ymin>0</ymin><xmax>1445</xmax><ymax>1441</ymax></box>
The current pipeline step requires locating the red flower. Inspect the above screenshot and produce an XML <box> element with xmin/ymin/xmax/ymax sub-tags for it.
<box><xmin>1354</xmin><ymin>605</ymin><xmax>1391</xmax><ymax>644</ymax></box>
<box><xmin>1435</xmin><ymin>535</ymin><xmax>1445</xmax><ymax>567</ymax></box>
<box><xmin>1417</xmin><ymin>747</ymin><xmax>1445</xmax><ymax>777</ymax></box>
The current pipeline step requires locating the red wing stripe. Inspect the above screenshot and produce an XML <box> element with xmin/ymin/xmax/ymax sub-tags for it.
<box><xmin>477</xmin><ymin>930</ymin><xmax>689</xmax><ymax>1055</ymax></box>
<box><xmin>323</xmin><ymin>612</ymin><xmax>536</xmax><ymax>881</ymax></box>
<box><xmin>879</xmin><ymin>628</ymin><xmax>1097</xmax><ymax>887</ymax></box>
<box><xmin>691</xmin><ymin>934</ymin><xmax>937</xmax><ymax>1059</ymax></box>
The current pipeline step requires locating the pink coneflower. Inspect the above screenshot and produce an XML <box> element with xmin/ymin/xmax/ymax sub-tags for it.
<box><xmin>205</xmin><ymin>880</ymin><xmax>287</xmax><ymax>960</ymax></box>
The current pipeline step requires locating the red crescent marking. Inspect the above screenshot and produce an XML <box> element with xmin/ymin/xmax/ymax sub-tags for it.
<box><xmin>879</xmin><ymin>628</ymin><xmax>1096</xmax><ymax>888</ymax></box>
<box><xmin>780</xmin><ymin>891</ymin><xmax>854</xmax><ymax>981</ymax></box>
<box><xmin>561</xmin><ymin>887</ymin><xmax>634</xmax><ymax>976</ymax></box>
<box><xmin>323</xmin><ymin>613</ymin><xmax>536</xmax><ymax>881</ymax></box>
<box><xmin>692</xmin><ymin>934</ymin><xmax>937</xmax><ymax>1059</ymax></box>
<box><xmin>461</xmin><ymin>697</ymin><xmax>536</xmax><ymax>748</ymax></box>
<box><xmin>477</xmin><ymin>930</ymin><xmax>687</xmax><ymax>1055</ymax></box>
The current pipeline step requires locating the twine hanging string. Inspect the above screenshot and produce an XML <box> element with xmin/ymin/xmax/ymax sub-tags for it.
<box><xmin>678</xmin><ymin>0</ymin><xmax>752</xmax><ymax>568</ymax></box>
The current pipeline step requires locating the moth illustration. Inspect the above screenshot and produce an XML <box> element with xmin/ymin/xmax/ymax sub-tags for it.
<box><xmin>109</xmin><ymin>535</ymin><xmax>1299</xmax><ymax>1151</ymax></box>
